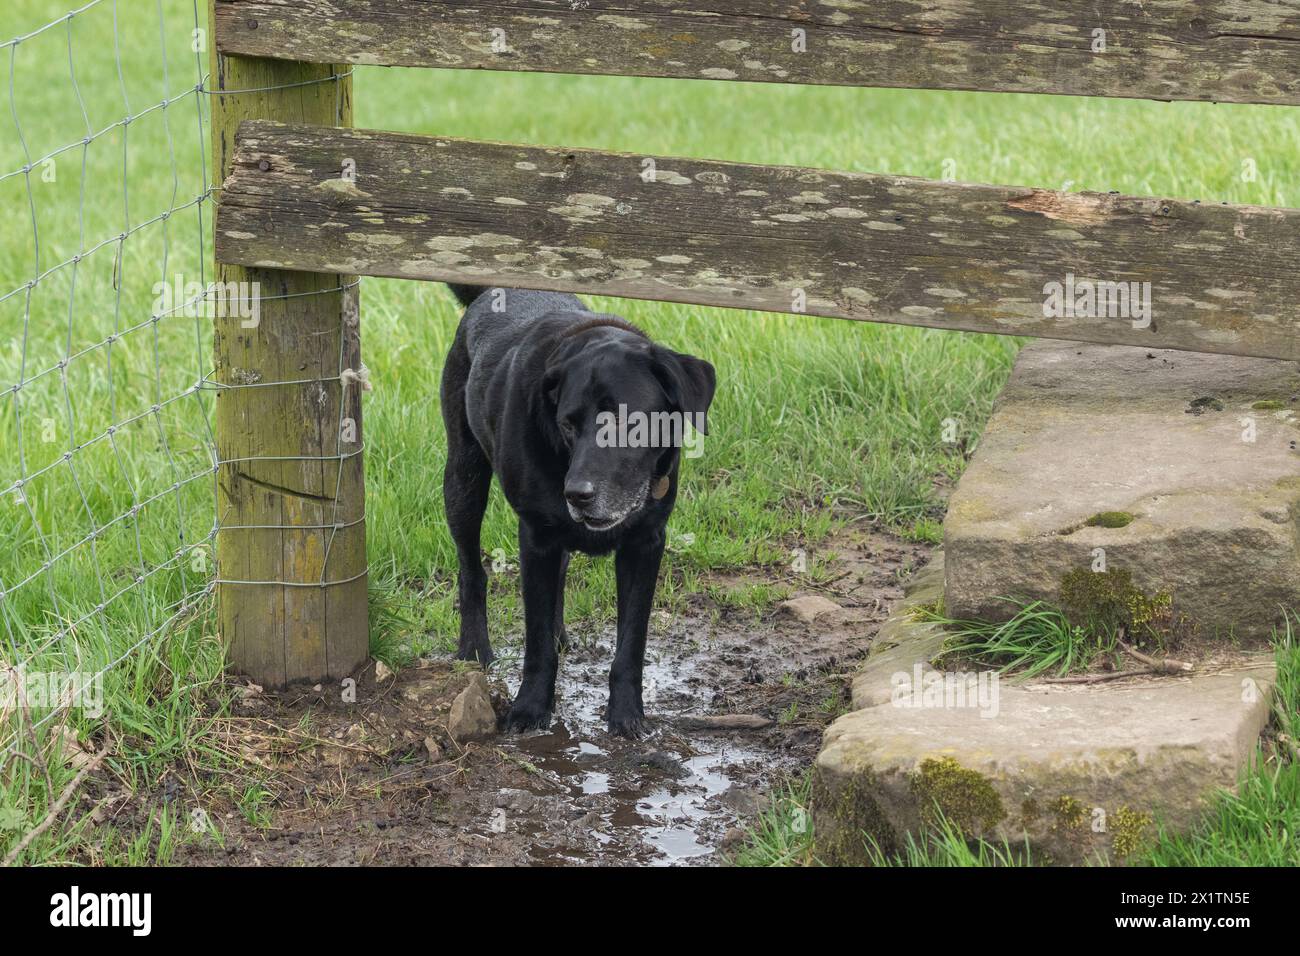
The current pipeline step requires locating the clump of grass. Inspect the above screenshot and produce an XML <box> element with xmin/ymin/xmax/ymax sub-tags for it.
<box><xmin>922</xmin><ymin>599</ymin><xmax>1114</xmax><ymax>680</ymax></box>
<box><xmin>366</xmin><ymin>569</ymin><xmax>429</xmax><ymax>668</ymax></box>
<box><xmin>732</xmin><ymin>776</ymin><xmax>817</xmax><ymax>867</ymax></box>
<box><xmin>864</xmin><ymin>805</ymin><xmax>1033</xmax><ymax>867</ymax></box>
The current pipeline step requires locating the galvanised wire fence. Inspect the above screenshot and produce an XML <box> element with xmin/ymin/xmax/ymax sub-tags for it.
<box><xmin>1</xmin><ymin>0</ymin><xmax>219</xmax><ymax>755</ymax></box>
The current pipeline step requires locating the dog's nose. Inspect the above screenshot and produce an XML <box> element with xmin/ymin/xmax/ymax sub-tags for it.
<box><xmin>564</xmin><ymin>480</ymin><xmax>596</xmax><ymax>507</ymax></box>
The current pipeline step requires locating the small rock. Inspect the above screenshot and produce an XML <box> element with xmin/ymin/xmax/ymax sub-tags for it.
<box><xmin>620</xmin><ymin>750</ymin><xmax>687</xmax><ymax>777</ymax></box>
<box><xmin>239</xmin><ymin>682</ymin><xmax>263</xmax><ymax>700</ymax></box>
<box><xmin>719</xmin><ymin>786</ymin><xmax>764</xmax><ymax>815</ymax></box>
<box><xmin>375</xmin><ymin>660</ymin><xmax>394</xmax><ymax>682</ymax></box>
<box><xmin>721</xmin><ymin>827</ymin><xmax>748</xmax><ymax>850</ymax></box>
<box><xmin>777</xmin><ymin>594</ymin><xmax>842</xmax><ymax>624</ymax></box>
<box><xmin>448</xmin><ymin>673</ymin><xmax>497</xmax><ymax>742</ymax></box>
<box><xmin>495</xmin><ymin>788</ymin><xmax>537</xmax><ymax>812</ymax></box>
<box><xmin>423</xmin><ymin>737</ymin><xmax>443</xmax><ymax>762</ymax></box>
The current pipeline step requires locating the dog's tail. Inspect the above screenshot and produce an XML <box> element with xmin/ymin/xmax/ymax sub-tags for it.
<box><xmin>446</xmin><ymin>283</ymin><xmax>489</xmax><ymax>308</ymax></box>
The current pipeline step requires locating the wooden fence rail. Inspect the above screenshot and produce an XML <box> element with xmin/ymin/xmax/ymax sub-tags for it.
<box><xmin>216</xmin><ymin>120</ymin><xmax>1300</xmax><ymax>361</ymax></box>
<box><xmin>215</xmin><ymin>0</ymin><xmax>1300</xmax><ymax>106</ymax></box>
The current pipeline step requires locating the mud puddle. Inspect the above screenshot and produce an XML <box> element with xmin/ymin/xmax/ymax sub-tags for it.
<box><xmin>153</xmin><ymin>528</ymin><xmax>931</xmax><ymax>866</ymax></box>
<box><xmin>479</xmin><ymin>631</ymin><xmax>771</xmax><ymax>865</ymax></box>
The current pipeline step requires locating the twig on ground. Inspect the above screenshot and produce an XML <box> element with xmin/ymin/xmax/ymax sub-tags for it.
<box><xmin>1041</xmin><ymin>668</ymin><xmax>1159</xmax><ymax>685</ymax></box>
<box><xmin>1119</xmin><ymin>640</ymin><xmax>1193</xmax><ymax>674</ymax></box>
<box><xmin>3</xmin><ymin>741</ymin><xmax>111</xmax><ymax>866</ymax></box>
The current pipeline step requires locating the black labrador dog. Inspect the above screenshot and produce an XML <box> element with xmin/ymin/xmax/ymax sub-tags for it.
<box><xmin>441</xmin><ymin>284</ymin><xmax>715</xmax><ymax>736</ymax></box>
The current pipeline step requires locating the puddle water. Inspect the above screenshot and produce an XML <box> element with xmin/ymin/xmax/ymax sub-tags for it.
<box><xmin>495</xmin><ymin>630</ymin><xmax>768</xmax><ymax>866</ymax></box>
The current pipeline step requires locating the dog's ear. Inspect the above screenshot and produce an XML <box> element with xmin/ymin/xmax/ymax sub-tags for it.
<box><xmin>652</xmin><ymin>347</ymin><xmax>716</xmax><ymax>435</ymax></box>
<box><xmin>542</xmin><ymin>336</ymin><xmax>588</xmax><ymax>408</ymax></box>
<box><xmin>542</xmin><ymin>364</ymin><xmax>564</xmax><ymax>407</ymax></box>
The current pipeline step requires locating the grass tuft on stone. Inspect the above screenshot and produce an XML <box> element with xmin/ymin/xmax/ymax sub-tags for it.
<box><xmin>923</xmin><ymin>599</ymin><xmax>1113</xmax><ymax>680</ymax></box>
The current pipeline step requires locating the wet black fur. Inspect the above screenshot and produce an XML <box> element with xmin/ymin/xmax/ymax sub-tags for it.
<box><xmin>440</xmin><ymin>284</ymin><xmax>715</xmax><ymax>736</ymax></box>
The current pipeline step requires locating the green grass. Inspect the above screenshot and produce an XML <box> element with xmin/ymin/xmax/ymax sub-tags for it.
<box><xmin>924</xmin><ymin>599</ymin><xmax>1116</xmax><ymax>680</ymax></box>
<box><xmin>2</xmin><ymin>0</ymin><xmax>1300</xmax><ymax>863</ymax></box>
<box><xmin>732</xmin><ymin>775</ymin><xmax>816</xmax><ymax>867</ymax></box>
<box><xmin>1272</xmin><ymin>611</ymin><xmax>1300</xmax><ymax>747</ymax></box>
<box><xmin>864</xmin><ymin>813</ymin><xmax>1035</xmax><ymax>867</ymax></box>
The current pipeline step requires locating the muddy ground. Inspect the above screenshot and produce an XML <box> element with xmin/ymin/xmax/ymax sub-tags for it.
<box><xmin>138</xmin><ymin>530</ymin><xmax>929</xmax><ymax>866</ymax></box>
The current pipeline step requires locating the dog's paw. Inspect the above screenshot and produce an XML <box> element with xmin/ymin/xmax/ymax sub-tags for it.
<box><xmin>606</xmin><ymin>706</ymin><xmax>650</xmax><ymax>739</ymax></box>
<box><xmin>504</xmin><ymin>699</ymin><xmax>553</xmax><ymax>733</ymax></box>
<box><xmin>454</xmin><ymin>642</ymin><xmax>494</xmax><ymax>669</ymax></box>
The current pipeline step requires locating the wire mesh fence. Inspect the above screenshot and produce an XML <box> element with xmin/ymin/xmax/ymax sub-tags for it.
<box><xmin>0</xmin><ymin>0</ymin><xmax>219</xmax><ymax>748</ymax></box>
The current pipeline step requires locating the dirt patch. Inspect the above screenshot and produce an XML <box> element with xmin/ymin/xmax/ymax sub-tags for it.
<box><xmin>140</xmin><ymin>529</ymin><xmax>931</xmax><ymax>866</ymax></box>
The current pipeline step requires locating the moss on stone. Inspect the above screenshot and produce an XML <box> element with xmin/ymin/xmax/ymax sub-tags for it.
<box><xmin>810</xmin><ymin>766</ymin><xmax>897</xmax><ymax>865</ymax></box>
<box><xmin>1059</xmin><ymin>567</ymin><xmax>1183</xmax><ymax>648</ymax></box>
<box><xmin>1085</xmin><ymin>510</ymin><xmax>1134</xmax><ymax>529</ymax></box>
<box><xmin>910</xmin><ymin>756</ymin><xmax>1005</xmax><ymax>836</ymax></box>
<box><xmin>1251</xmin><ymin>399</ymin><xmax>1287</xmax><ymax>411</ymax></box>
<box><xmin>1111</xmin><ymin>805</ymin><xmax>1153</xmax><ymax>859</ymax></box>
<box><xmin>1049</xmin><ymin>794</ymin><xmax>1087</xmax><ymax>831</ymax></box>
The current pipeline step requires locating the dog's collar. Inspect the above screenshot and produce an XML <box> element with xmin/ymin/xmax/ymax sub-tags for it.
<box><xmin>651</xmin><ymin>475</ymin><xmax>670</xmax><ymax>500</ymax></box>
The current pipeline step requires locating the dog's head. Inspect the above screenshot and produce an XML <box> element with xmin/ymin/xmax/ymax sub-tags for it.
<box><xmin>543</xmin><ymin>322</ymin><xmax>715</xmax><ymax>532</ymax></box>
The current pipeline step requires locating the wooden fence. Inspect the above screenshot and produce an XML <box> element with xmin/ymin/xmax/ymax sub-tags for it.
<box><xmin>208</xmin><ymin>0</ymin><xmax>1300</xmax><ymax>686</ymax></box>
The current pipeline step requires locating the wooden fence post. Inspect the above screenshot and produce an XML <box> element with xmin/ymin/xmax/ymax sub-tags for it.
<box><xmin>207</xmin><ymin>1</ymin><xmax>368</xmax><ymax>687</ymax></box>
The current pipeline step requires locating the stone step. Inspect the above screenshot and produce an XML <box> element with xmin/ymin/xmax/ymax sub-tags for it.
<box><xmin>812</xmin><ymin>559</ymin><xmax>1277</xmax><ymax>865</ymax></box>
<box><xmin>944</xmin><ymin>341</ymin><xmax>1300</xmax><ymax>645</ymax></box>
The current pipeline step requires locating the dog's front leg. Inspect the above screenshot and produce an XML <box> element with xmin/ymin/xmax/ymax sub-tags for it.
<box><xmin>505</xmin><ymin>521</ymin><xmax>563</xmax><ymax>732</ymax></box>
<box><xmin>608</xmin><ymin>529</ymin><xmax>666</xmax><ymax>737</ymax></box>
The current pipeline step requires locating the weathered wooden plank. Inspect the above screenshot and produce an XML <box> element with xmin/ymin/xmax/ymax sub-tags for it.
<box><xmin>214</xmin><ymin>0</ymin><xmax>1300</xmax><ymax>106</ymax></box>
<box><xmin>216</xmin><ymin>121</ymin><xmax>1300</xmax><ymax>361</ymax></box>
<box><xmin>208</xmin><ymin>5</ymin><xmax>369</xmax><ymax>689</ymax></box>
